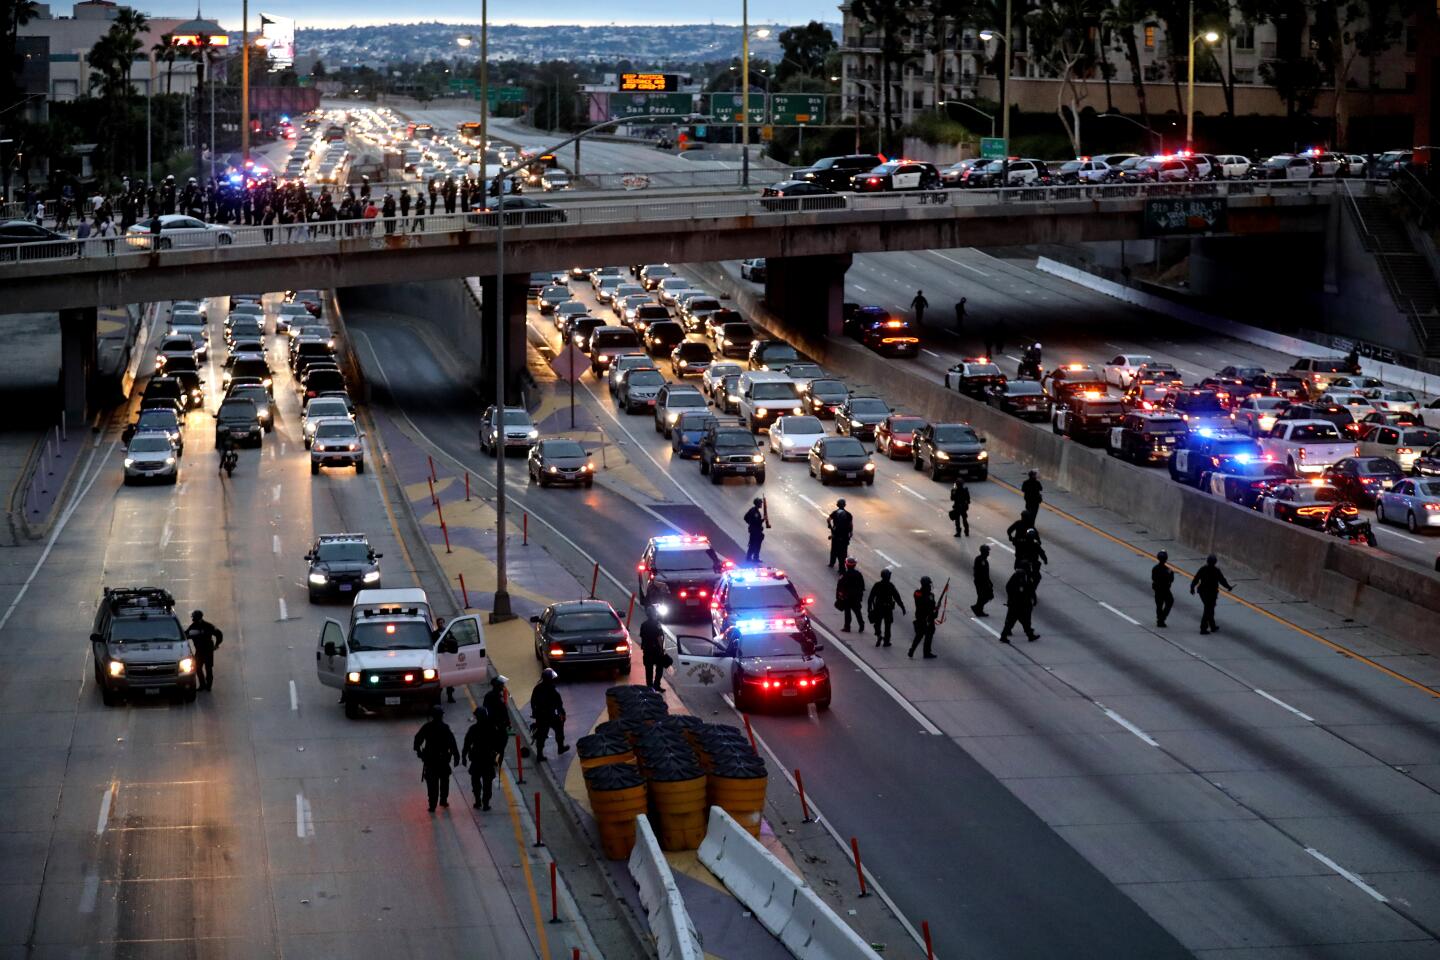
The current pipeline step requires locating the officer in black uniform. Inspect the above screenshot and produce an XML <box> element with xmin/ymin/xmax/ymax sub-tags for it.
<box><xmin>1014</xmin><ymin>526</ymin><xmax>1049</xmax><ymax>599</ymax></box>
<box><xmin>999</xmin><ymin>569</ymin><xmax>1040</xmax><ymax>643</ymax></box>
<box><xmin>461</xmin><ymin>702</ymin><xmax>500</xmax><ymax>810</ymax></box>
<box><xmin>1006</xmin><ymin>509</ymin><xmax>1037</xmax><ymax>544</ymax></box>
<box><xmin>639</xmin><ymin>606</ymin><xmax>667</xmax><ymax>691</ymax></box>
<box><xmin>835</xmin><ymin>558</ymin><xmax>866</xmax><ymax>632</ymax></box>
<box><xmin>1021</xmin><ymin>470</ymin><xmax>1044</xmax><ymax>516</ymax></box>
<box><xmin>950</xmin><ymin>478</ymin><xmax>971</xmax><ymax>537</ymax></box>
<box><xmin>1190</xmin><ymin>554</ymin><xmax>1234</xmax><ymax>634</ymax></box>
<box><xmin>530</xmin><ymin>668</ymin><xmax>569</xmax><ymax>760</ymax></box>
<box><xmin>867</xmin><ymin>569</ymin><xmax>905</xmax><ymax>647</ymax></box>
<box><xmin>971</xmin><ymin>545</ymin><xmax>994</xmax><ymax>616</ymax></box>
<box><xmin>827</xmin><ymin>499</ymin><xmax>853</xmax><ymax>569</ymax></box>
<box><xmin>482</xmin><ymin>675</ymin><xmax>510</xmax><ymax>765</ymax></box>
<box><xmin>185</xmin><ymin>610</ymin><xmax>224</xmax><ymax>692</ymax></box>
<box><xmin>908</xmin><ymin>577</ymin><xmax>939</xmax><ymax>659</ymax></box>
<box><xmin>413</xmin><ymin>705</ymin><xmax>460</xmax><ymax>812</ymax></box>
<box><xmin>1152</xmin><ymin>550</ymin><xmax>1175</xmax><ymax>627</ymax></box>
<box><xmin>744</xmin><ymin>498</ymin><xmax>766</xmax><ymax>563</ymax></box>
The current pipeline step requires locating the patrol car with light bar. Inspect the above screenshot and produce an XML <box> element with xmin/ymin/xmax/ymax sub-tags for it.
<box><xmin>673</xmin><ymin>617</ymin><xmax>830</xmax><ymax>712</ymax></box>
<box><xmin>709</xmin><ymin>567</ymin><xmax>816</xmax><ymax>640</ymax></box>
<box><xmin>637</xmin><ymin>535</ymin><xmax>733</xmax><ymax>619</ymax></box>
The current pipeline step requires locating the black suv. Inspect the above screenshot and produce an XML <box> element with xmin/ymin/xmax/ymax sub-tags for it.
<box><xmin>912</xmin><ymin>422</ymin><xmax>988</xmax><ymax>481</ymax></box>
<box><xmin>1052</xmin><ymin>393</ymin><xmax>1125</xmax><ymax>443</ymax></box>
<box><xmin>215</xmin><ymin>397</ymin><xmax>263</xmax><ymax>447</ymax></box>
<box><xmin>792</xmin><ymin>154</ymin><xmax>884</xmax><ymax>191</ymax></box>
<box><xmin>637</xmin><ymin>534</ymin><xmax>733</xmax><ymax>619</ymax></box>
<box><xmin>306</xmin><ymin>533</ymin><xmax>383</xmax><ymax>602</ymax></box>
<box><xmin>700</xmin><ymin>421</ymin><xmax>766</xmax><ymax>484</ymax></box>
<box><xmin>91</xmin><ymin>587</ymin><xmax>197</xmax><ymax>705</ymax></box>
<box><xmin>1107</xmin><ymin>412</ymin><xmax>1189</xmax><ymax>464</ymax></box>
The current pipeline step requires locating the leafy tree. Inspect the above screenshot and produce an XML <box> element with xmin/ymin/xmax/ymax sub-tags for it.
<box><xmin>1026</xmin><ymin>0</ymin><xmax>1102</xmax><ymax>154</ymax></box>
<box><xmin>2</xmin><ymin>0</ymin><xmax>39</xmax><ymax>104</ymax></box>
<box><xmin>850</xmin><ymin>0</ymin><xmax>926</xmax><ymax>154</ymax></box>
<box><xmin>1101</xmin><ymin>0</ymin><xmax>1153</xmax><ymax>125</ymax></box>
<box><xmin>776</xmin><ymin>21</ymin><xmax>836</xmax><ymax>83</ymax></box>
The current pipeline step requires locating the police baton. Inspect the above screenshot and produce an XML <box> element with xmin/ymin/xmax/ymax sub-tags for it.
<box><xmin>935</xmin><ymin>578</ymin><xmax>951</xmax><ymax>624</ymax></box>
<box><xmin>762</xmin><ymin>496</ymin><xmax>771</xmax><ymax>529</ymax></box>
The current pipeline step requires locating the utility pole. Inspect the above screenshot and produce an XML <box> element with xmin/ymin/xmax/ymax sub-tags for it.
<box><xmin>241</xmin><ymin>0</ymin><xmax>250</xmax><ymax>167</ymax></box>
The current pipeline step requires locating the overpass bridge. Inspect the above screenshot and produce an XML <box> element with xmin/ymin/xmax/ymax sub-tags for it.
<box><xmin>0</xmin><ymin>179</ymin><xmax>1356</xmax><ymax>417</ymax></box>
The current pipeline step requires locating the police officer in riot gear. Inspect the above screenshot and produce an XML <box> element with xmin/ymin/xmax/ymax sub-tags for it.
<box><xmin>1152</xmin><ymin>551</ymin><xmax>1175</xmax><ymax>628</ymax></box>
<box><xmin>185</xmin><ymin>610</ymin><xmax>224</xmax><ymax>691</ymax></box>
<box><xmin>867</xmin><ymin>569</ymin><xmax>905</xmax><ymax>647</ymax></box>
<box><xmin>908</xmin><ymin>577</ymin><xmax>939</xmax><ymax>659</ymax></box>
<box><xmin>827</xmin><ymin>499</ymin><xmax>853</xmax><ymax>569</ymax></box>
<box><xmin>836</xmin><ymin>558</ymin><xmax>866</xmax><ymax>632</ymax></box>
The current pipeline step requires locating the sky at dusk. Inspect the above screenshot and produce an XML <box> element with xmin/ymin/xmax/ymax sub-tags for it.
<box><xmin>167</xmin><ymin>0</ymin><xmax>837</xmax><ymax>30</ymax></box>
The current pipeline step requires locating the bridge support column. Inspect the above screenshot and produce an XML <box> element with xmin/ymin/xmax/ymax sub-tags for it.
<box><xmin>59</xmin><ymin>306</ymin><xmax>97</xmax><ymax>428</ymax></box>
<box><xmin>480</xmin><ymin>273</ymin><xmax>529</xmax><ymax>406</ymax></box>
<box><xmin>763</xmin><ymin>253</ymin><xmax>852</xmax><ymax>339</ymax></box>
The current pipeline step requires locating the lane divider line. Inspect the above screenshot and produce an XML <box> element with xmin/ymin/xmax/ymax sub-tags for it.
<box><xmin>1098</xmin><ymin>705</ymin><xmax>1160</xmax><ymax>746</ymax></box>
<box><xmin>971</xmin><ymin>617</ymin><xmax>1002</xmax><ymax>639</ymax></box>
<box><xmin>894</xmin><ymin>482</ymin><xmax>928</xmax><ymax>502</ymax></box>
<box><xmin>277</xmin><ymin>598</ymin><xmax>288</xmax><ymax>622</ymax></box>
<box><xmin>874</xmin><ymin>549</ymin><xmax>903</xmax><ymax>568</ymax></box>
<box><xmin>1306</xmin><ymin>848</ymin><xmax>1388</xmax><ymax>903</ymax></box>
<box><xmin>96</xmin><ymin>783</ymin><xmax>115</xmax><ymax>836</ymax></box>
<box><xmin>1253</xmin><ymin>688</ymin><xmax>1316</xmax><ymax>723</ymax></box>
<box><xmin>986</xmin><ymin>536</ymin><xmax>1015</xmax><ymax>554</ymax></box>
<box><xmin>288</xmin><ymin>679</ymin><xmax>299</xmax><ymax>711</ymax></box>
<box><xmin>498</xmin><ymin>767</ymin><xmax>553</xmax><ymax>960</ymax></box>
<box><xmin>1098</xmin><ymin>602</ymin><xmax>1140</xmax><ymax>625</ymax></box>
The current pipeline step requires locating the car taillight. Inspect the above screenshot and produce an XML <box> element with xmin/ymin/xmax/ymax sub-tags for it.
<box><xmin>698</xmin><ymin>589</ymin><xmax>709</xmax><ymax>597</ymax></box>
<box><xmin>1397</xmin><ymin>447</ymin><xmax>1413</xmax><ymax>456</ymax></box>
<box><xmin>1297</xmin><ymin>447</ymin><xmax>1306</xmax><ymax>459</ymax></box>
<box><xmin>797</xmin><ymin>678</ymin><xmax>810</xmax><ymax>688</ymax></box>
<box><xmin>678</xmin><ymin>589</ymin><xmax>689</xmax><ymax>599</ymax></box>
<box><xmin>723</xmin><ymin>559</ymin><xmax>735</xmax><ymax>569</ymax></box>
<box><xmin>1297</xmin><ymin>506</ymin><xmax>1327</xmax><ymax>516</ymax></box>
<box><xmin>637</xmin><ymin>562</ymin><xmax>647</xmax><ymax>572</ymax></box>
<box><xmin>804</xmin><ymin>596</ymin><xmax>816</xmax><ymax>606</ymax></box>
<box><xmin>614</xmin><ymin>643</ymin><xmax>629</xmax><ymax>653</ymax></box>
<box><xmin>548</xmin><ymin>646</ymin><xmax>565</xmax><ymax>657</ymax></box>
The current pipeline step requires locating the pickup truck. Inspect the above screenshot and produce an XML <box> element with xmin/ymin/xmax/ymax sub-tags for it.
<box><xmin>699</xmin><ymin>423</ymin><xmax>766</xmax><ymax>484</ymax></box>
<box><xmin>1258</xmin><ymin>419</ymin><xmax>1359</xmax><ymax>475</ymax></box>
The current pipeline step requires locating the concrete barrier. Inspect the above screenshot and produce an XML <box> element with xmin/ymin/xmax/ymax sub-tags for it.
<box><xmin>698</xmin><ymin>807</ymin><xmax>882</xmax><ymax>960</ymax></box>
<box><xmin>693</xmin><ymin>261</ymin><xmax>1440</xmax><ymax>646</ymax></box>
<box><xmin>628</xmin><ymin>815</ymin><xmax>705</xmax><ymax>960</ymax></box>
<box><xmin>325</xmin><ymin>290</ymin><xmax>372</xmax><ymax>405</ymax></box>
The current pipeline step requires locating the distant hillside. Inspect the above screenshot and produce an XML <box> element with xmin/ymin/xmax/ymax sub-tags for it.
<box><xmin>292</xmin><ymin>21</ymin><xmax>838</xmax><ymax>67</ymax></box>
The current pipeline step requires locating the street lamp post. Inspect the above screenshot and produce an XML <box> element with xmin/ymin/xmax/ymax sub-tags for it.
<box><xmin>1185</xmin><ymin>0</ymin><xmax>1220</xmax><ymax>152</ymax></box>
<box><xmin>483</xmin><ymin>111</ymin><xmax>704</xmax><ymax>622</ymax></box>
<box><xmin>241</xmin><ymin>0</ymin><xmax>249</xmax><ymax>168</ymax></box>
<box><xmin>739</xmin><ymin>12</ymin><xmax>771</xmax><ymax>188</ymax></box>
<box><xmin>1095</xmin><ymin>112</ymin><xmax>1164</xmax><ymax>153</ymax></box>
<box><xmin>936</xmin><ymin>98</ymin><xmax>995</xmax><ymax>137</ymax></box>
<box><xmin>979</xmin><ymin>18</ymin><xmax>1011</xmax><ymax>182</ymax></box>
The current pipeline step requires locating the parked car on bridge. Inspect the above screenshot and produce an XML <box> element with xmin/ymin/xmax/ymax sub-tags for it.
<box><xmin>0</xmin><ymin>219</ymin><xmax>76</xmax><ymax>260</ymax></box>
<box><xmin>126</xmin><ymin>215</ymin><xmax>234</xmax><ymax>249</ymax></box>
<box><xmin>792</xmin><ymin>154</ymin><xmax>884</xmax><ymax>191</ymax></box>
<box><xmin>467</xmin><ymin>196</ymin><xmax>567</xmax><ymax>226</ymax></box>
<box><xmin>760</xmin><ymin>180</ymin><xmax>847</xmax><ymax>212</ymax></box>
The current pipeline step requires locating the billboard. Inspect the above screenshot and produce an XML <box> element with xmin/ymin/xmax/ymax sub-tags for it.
<box><xmin>257</xmin><ymin>13</ymin><xmax>295</xmax><ymax>67</ymax></box>
<box><xmin>618</xmin><ymin>72</ymin><xmax>681</xmax><ymax>92</ymax></box>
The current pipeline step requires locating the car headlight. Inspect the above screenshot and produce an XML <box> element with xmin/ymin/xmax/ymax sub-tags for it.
<box><xmin>347</xmin><ymin>444</ymin><xmax>358</xmax><ymax>451</ymax></box>
<box><xmin>728</xmin><ymin>394</ymin><xmax>739</xmax><ymax>402</ymax></box>
<box><xmin>165</xmin><ymin>457</ymin><xmax>176</xmax><ymax>465</ymax></box>
<box><xmin>178</xmin><ymin>657</ymin><xmax>195</xmax><ymax>674</ymax></box>
<box><xmin>757</xmin><ymin>407</ymin><xmax>769</xmax><ymax>417</ymax></box>
<box><xmin>309</xmin><ymin>572</ymin><xmax>329</xmax><ymax>585</ymax></box>
<box><xmin>108</xmin><ymin>660</ymin><xmax>125</xmax><ymax>677</ymax></box>
<box><xmin>655</xmin><ymin>603</ymin><xmax>669</xmax><ymax>616</ymax></box>
<box><xmin>346</xmin><ymin>671</ymin><xmax>361</xmax><ymax>683</ymax></box>
<box><xmin>123</xmin><ymin>458</ymin><xmax>135</xmax><ymax>468</ymax></box>
<box><xmin>823</xmin><ymin>463</ymin><xmax>837</xmax><ymax>471</ymax></box>
<box><xmin>547</xmin><ymin>465</ymin><xmax>558</xmax><ymax>473</ymax></box>
<box><xmin>864</xmin><ymin>462</ymin><xmax>876</xmax><ymax>470</ymax></box>
<box><xmin>263</xmin><ymin>378</ymin><xmax>272</xmax><ymax>387</ymax></box>
<box><xmin>977</xmin><ymin>450</ymin><xmax>989</xmax><ymax>460</ymax></box>
<box><xmin>422</xmin><ymin>668</ymin><xmax>437</xmax><ymax>681</ymax></box>
<box><xmin>935</xmin><ymin>450</ymin><xmax>951</xmax><ymax>460</ymax></box>
<box><xmin>528</xmin><ymin>428</ymin><xmax>539</xmax><ymax>439</ymax></box>
<box><xmin>781</xmin><ymin>437</ymin><xmax>794</xmax><ymax>447</ymax></box>
<box><xmin>583</xmin><ymin>462</ymin><xmax>595</xmax><ymax>471</ymax></box>
<box><xmin>362</xmin><ymin>570</ymin><xmax>382</xmax><ymax>583</ymax></box>
<box><xmin>668</xmin><ymin>412</ymin><xmax>680</xmax><ymax>424</ymax></box>
<box><xmin>752</xmin><ymin>454</ymin><xmax>763</xmax><ymax>463</ymax></box>
<box><xmin>851</xmin><ymin>419</ymin><xmax>863</xmax><ymax>428</ymax></box>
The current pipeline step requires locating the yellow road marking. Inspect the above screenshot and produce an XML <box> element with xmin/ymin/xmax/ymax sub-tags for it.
<box><xmin>500</xmin><ymin>756</ymin><xmax>552</xmax><ymax>960</ymax></box>
<box><xmin>991</xmin><ymin>476</ymin><xmax>1440</xmax><ymax>699</ymax></box>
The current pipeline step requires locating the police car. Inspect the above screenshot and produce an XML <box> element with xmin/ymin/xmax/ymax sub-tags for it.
<box><xmin>1168</xmin><ymin>429</ymin><xmax>1263</xmax><ymax>486</ymax></box>
<box><xmin>710</xmin><ymin>566</ymin><xmax>816</xmax><ymax>639</ymax></box>
<box><xmin>1166</xmin><ymin>389</ymin><xmax>1232</xmax><ymax>432</ymax></box>
<box><xmin>1107</xmin><ymin>412</ymin><xmax>1188</xmax><ymax>464</ymax></box>
<box><xmin>1256</xmin><ymin>480</ymin><xmax>1357</xmax><ymax>529</ymax></box>
<box><xmin>944</xmin><ymin>358</ymin><xmax>1006</xmax><ymax>399</ymax></box>
<box><xmin>636</xmin><ymin>535</ymin><xmax>733</xmax><ymax>619</ymax></box>
<box><xmin>850</xmin><ymin>160</ymin><xmax>941</xmax><ymax>192</ymax></box>
<box><xmin>673</xmin><ymin>617</ymin><xmax>830</xmax><ymax>712</ymax></box>
<box><xmin>1052</xmin><ymin>390</ymin><xmax>1125</xmax><ymax>443</ymax></box>
<box><xmin>1198</xmin><ymin>454</ymin><xmax>1293</xmax><ymax>507</ymax></box>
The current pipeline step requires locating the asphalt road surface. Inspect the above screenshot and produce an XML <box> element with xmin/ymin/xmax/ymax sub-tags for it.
<box><xmin>346</xmin><ymin>274</ymin><xmax>1440</xmax><ymax>958</ymax></box>
<box><xmin>0</xmin><ymin>296</ymin><xmax>552</xmax><ymax>958</ymax></box>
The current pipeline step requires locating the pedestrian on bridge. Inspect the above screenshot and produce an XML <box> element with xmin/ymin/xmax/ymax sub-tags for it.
<box><xmin>1152</xmin><ymin>550</ymin><xmax>1175</xmax><ymax>628</ymax></box>
<box><xmin>867</xmin><ymin>568</ymin><xmax>905</xmax><ymax>647</ymax></box>
<box><xmin>382</xmin><ymin>192</ymin><xmax>397</xmax><ymax>235</ymax></box>
<box><xmin>399</xmin><ymin>187</ymin><xmax>412</xmax><ymax>229</ymax></box>
<box><xmin>412</xmin><ymin>192</ymin><xmax>427</xmax><ymax>233</ymax></box>
<box><xmin>971</xmin><ymin>545</ymin><xmax>994</xmax><ymax>617</ymax></box>
<box><xmin>1190</xmin><ymin>555</ymin><xmax>1234</xmax><ymax>635</ymax></box>
<box><xmin>911</xmin><ymin>290</ymin><xmax>929</xmax><ymax>327</ymax></box>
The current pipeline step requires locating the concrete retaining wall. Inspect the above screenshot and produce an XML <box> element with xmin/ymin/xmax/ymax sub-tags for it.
<box><xmin>337</xmin><ymin>279</ymin><xmax>483</xmax><ymax>388</ymax></box>
<box><xmin>692</xmin><ymin>261</ymin><xmax>1440</xmax><ymax>645</ymax></box>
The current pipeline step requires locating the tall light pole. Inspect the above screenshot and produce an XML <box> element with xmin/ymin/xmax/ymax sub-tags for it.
<box><xmin>739</xmin><ymin>14</ymin><xmax>771</xmax><ymax>187</ymax></box>
<box><xmin>457</xmin><ymin>20</ymin><xmax>488</xmax><ymax>168</ymax></box>
<box><xmin>241</xmin><ymin>0</ymin><xmax>249</xmax><ymax>168</ymax></box>
<box><xmin>936</xmin><ymin>98</ymin><xmax>995</xmax><ymax>137</ymax></box>
<box><xmin>1185</xmin><ymin>4</ymin><xmax>1220</xmax><ymax>152</ymax></box>
<box><xmin>146</xmin><ymin>51</ymin><xmax>155</xmax><ymax>180</ymax></box>
<box><xmin>980</xmin><ymin>20</ymin><xmax>1010</xmax><ymax>181</ymax></box>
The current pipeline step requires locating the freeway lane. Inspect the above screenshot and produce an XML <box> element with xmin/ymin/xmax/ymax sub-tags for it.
<box><xmin>347</xmin><ymin>278</ymin><xmax>1440</xmax><ymax>957</ymax></box>
<box><xmin>0</xmin><ymin>297</ymin><xmax>548</xmax><ymax>958</ymax></box>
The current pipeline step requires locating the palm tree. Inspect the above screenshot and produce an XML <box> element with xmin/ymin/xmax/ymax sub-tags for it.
<box><xmin>850</xmin><ymin>0</ymin><xmax>925</xmax><ymax>154</ymax></box>
<box><xmin>1102</xmin><ymin>0</ymin><xmax>1153</xmax><ymax>127</ymax></box>
<box><xmin>187</xmin><ymin>33</ymin><xmax>220</xmax><ymax>177</ymax></box>
<box><xmin>153</xmin><ymin>34</ymin><xmax>176</xmax><ymax>166</ymax></box>
<box><xmin>113</xmin><ymin>8</ymin><xmax>147</xmax><ymax>88</ymax></box>
<box><xmin>2</xmin><ymin>0</ymin><xmax>40</xmax><ymax>103</ymax></box>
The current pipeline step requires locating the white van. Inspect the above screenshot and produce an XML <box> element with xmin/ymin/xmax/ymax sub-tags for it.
<box><xmin>738</xmin><ymin>371</ymin><xmax>804</xmax><ymax>433</ymax></box>
<box><xmin>316</xmin><ymin>588</ymin><xmax>487</xmax><ymax>718</ymax></box>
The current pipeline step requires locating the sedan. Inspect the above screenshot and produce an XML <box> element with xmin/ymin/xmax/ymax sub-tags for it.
<box><xmin>531</xmin><ymin>600</ymin><xmax>631</xmax><ymax>677</ymax></box>
<box><xmin>226</xmin><ymin>384</ymin><xmax>274</xmax><ymax>433</ymax></box>
<box><xmin>122</xmin><ymin>408</ymin><xmax>184</xmax><ymax>454</ymax></box>
<box><xmin>609</xmin><ymin>355</ymin><xmax>656</xmax><ymax>396</ymax></box>
<box><xmin>671</xmin><ymin>411</ymin><xmax>719</xmax><ymax>458</ymax></box>
<box><xmin>875</xmin><ymin>414</ymin><xmax>925</xmax><ymax>460</ymax></box>
<box><xmin>1323</xmin><ymin>456</ymin><xmax>1403</xmax><ymax>505</ymax></box>
<box><xmin>1370</xmin><ymin>389</ymin><xmax>1420</xmax><ymax>415</ymax></box>
<box><xmin>768</xmin><ymin>415</ymin><xmax>827</xmax><ymax>461</ymax></box>
<box><xmin>702</xmin><ymin>362</ymin><xmax>744</xmax><ymax>404</ymax></box>
<box><xmin>643</xmin><ymin>321</ymin><xmax>686</xmax><ymax>356</ymax></box>
<box><xmin>527</xmin><ymin>438</ymin><xmax>595</xmax><ymax>487</ymax></box>
<box><xmin>671</xmin><ymin>341</ymin><xmax>714</xmax><ymax>377</ymax></box>
<box><xmin>466</xmin><ymin>195</ymin><xmax>567</xmax><ymax>226</ymax></box>
<box><xmin>1256</xmin><ymin>481</ymin><xmax>1352</xmax><ymax>528</ymax></box>
<box><xmin>1361</xmin><ymin>425</ymin><xmax>1440</xmax><ymax>471</ymax></box>
<box><xmin>836</xmin><ymin>396</ymin><xmax>891</xmax><ymax>440</ymax></box>
<box><xmin>759</xmin><ymin>180</ymin><xmax>846</xmax><ymax>212</ymax></box>
<box><xmin>799</xmin><ymin>378</ymin><xmax>849</xmax><ymax>418</ymax></box>
<box><xmin>0</xmin><ymin>219</ymin><xmax>76</xmax><ymax>260</ymax></box>
<box><xmin>1412</xmin><ymin>443</ymin><xmax>1440</xmax><ymax>477</ymax></box>
<box><xmin>808</xmin><ymin>436</ymin><xmax>875</xmax><ymax>485</ymax></box>
<box><xmin>126</xmin><ymin>215</ymin><xmax>235</xmax><ymax>249</ymax></box>
<box><xmin>739</xmin><ymin>258</ymin><xmax>767</xmax><ymax>282</ymax></box>
<box><xmin>1375</xmin><ymin>477</ymin><xmax>1440</xmax><ymax>533</ymax></box>
<box><xmin>537</xmin><ymin>285</ymin><xmax>572</xmax><ymax>314</ymax></box>
<box><xmin>1103</xmin><ymin>354</ymin><xmax>1156</xmax><ymax>389</ymax></box>
<box><xmin>987</xmin><ymin>379</ymin><xmax>1049</xmax><ymax>420</ymax></box>
<box><xmin>122</xmin><ymin>434</ymin><xmax>179</xmax><ymax>485</ymax></box>
<box><xmin>618</xmin><ymin>368</ymin><xmax>667</xmax><ymax>414</ymax></box>
<box><xmin>555</xmin><ymin>300</ymin><xmax>589</xmax><ymax>330</ymax></box>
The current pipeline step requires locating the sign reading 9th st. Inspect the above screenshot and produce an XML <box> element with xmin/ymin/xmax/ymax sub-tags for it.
<box><xmin>619</xmin><ymin>73</ymin><xmax>680</xmax><ymax>92</ymax></box>
<box><xmin>1143</xmin><ymin>197</ymin><xmax>1228</xmax><ymax>236</ymax></box>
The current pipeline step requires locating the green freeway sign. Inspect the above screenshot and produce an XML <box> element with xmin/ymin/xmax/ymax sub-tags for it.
<box><xmin>1142</xmin><ymin>197</ymin><xmax>1228</xmax><ymax>236</ymax></box>
<box><xmin>609</xmin><ymin>92</ymin><xmax>695</xmax><ymax>119</ymax></box>
<box><xmin>448</xmin><ymin>78</ymin><xmax>478</xmax><ymax>92</ymax></box>
<box><xmin>980</xmin><ymin>137</ymin><xmax>1006</xmax><ymax>159</ymax></box>
<box><xmin>709</xmin><ymin>93</ymin><xmax>766</xmax><ymax>125</ymax></box>
<box><xmin>491</xmin><ymin>85</ymin><xmax>526</xmax><ymax>103</ymax></box>
<box><xmin>770</xmin><ymin>93</ymin><xmax>826</xmax><ymax>125</ymax></box>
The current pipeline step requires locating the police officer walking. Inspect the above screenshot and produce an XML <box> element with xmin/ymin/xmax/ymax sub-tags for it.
<box><xmin>953</xmin><ymin>297</ymin><xmax>967</xmax><ymax>336</ymax></box>
<box><xmin>1013</xmin><ymin>525</ymin><xmax>1049</xmax><ymax>599</ymax></box>
<box><xmin>999</xmin><ymin>569</ymin><xmax>1040</xmax><ymax>643</ymax></box>
<box><xmin>971</xmin><ymin>545</ymin><xmax>994</xmax><ymax>616</ymax></box>
<box><xmin>413</xmin><ymin>705</ymin><xmax>460</xmax><ymax>812</ymax></box>
<box><xmin>908</xmin><ymin>576</ymin><xmax>939</xmax><ymax>659</ymax></box>
<box><xmin>185</xmin><ymin>610</ymin><xmax>224</xmax><ymax>692</ymax></box>
<box><xmin>835</xmin><ymin>558</ymin><xmax>866</xmax><ymax>632</ymax></box>
<box><xmin>1021</xmin><ymin>470</ymin><xmax>1044</xmax><ymax>516</ymax></box>
<box><xmin>1152</xmin><ymin>551</ymin><xmax>1175</xmax><ymax>628</ymax></box>
<box><xmin>950</xmin><ymin>478</ymin><xmax>971</xmax><ymax>537</ymax></box>
<box><xmin>867</xmin><ymin>569</ymin><xmax>905</xmax><ymax>647</ymax></box>
<box><xmin>530</xmin><ymin>668</ymin><xmax>570</xmax><ymax>760</ymax></box>
<box><xmin>483</xmin><ymin>675</ymin><xmax>511</xmax><ymax>765</ymax></box>
<box><xmin>827</xmin><ymin>499</ymin><xmax>853</xmax><ymax>570</ymax></box>
<box><xmin>911</xmin><ymin>290</ymin><xmax>929</xmax><ymax>327</ymax></box>
<box><xmin>1190</xmin><ymin>554</ymin><xmax>1234</xmax><ymax>634</ymax></box>
<box><xmin>639</xmin><ymin>606</ymin><xmax>667</xmax><ymax>691</ymax></box>
<box><xmin>1006</xmin><ymin>509</ymin><xmax>1037</xmax><ymax>544</ymax></box>
<box><xmin>461</xmin><ymin>698</ymin><xmax>503</xmax><ymax>811</ymax></box>
<box><xmin>744</xmin><ymin>497</ymin><xmax>767</xmax><ymax>563</ymax></box>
